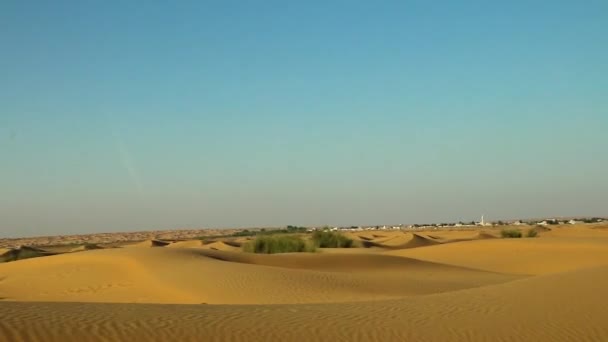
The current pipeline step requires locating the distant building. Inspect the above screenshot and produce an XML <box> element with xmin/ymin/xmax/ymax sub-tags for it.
<box><xmin>476</xmin><ymin>215</ymin><xmax>492</xmax><ymax>226</ymax></box>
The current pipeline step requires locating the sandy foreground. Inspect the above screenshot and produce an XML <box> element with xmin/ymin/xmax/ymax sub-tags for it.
<box><xmin>1</xmin><ymin>225</ymin><xmax>608</xmax><ymax>341</ymax></box>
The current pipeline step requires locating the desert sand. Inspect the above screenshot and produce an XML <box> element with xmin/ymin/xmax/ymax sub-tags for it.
<box><xmin>1</xmin><ymin>224</ymin><xmax>608</xmax><ymax>341</ymax></box>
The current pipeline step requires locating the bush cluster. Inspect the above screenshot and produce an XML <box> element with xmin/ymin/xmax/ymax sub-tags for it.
<box><xmin>500</xmin><ymin>229</ymin><xmax>523</xmax><ymax>238</ymax></box>
<box><xmin>243</xmin><ymin>235</ymin><xmax>315</xmax><ymax>254</ymax></box>
<box><xmin>311</xmin><ymin>231</ymin><xmax>354</xmax><ymax>248</ymax></box>
<box><xmin>526</xmin><ymin>228</ymin><xmax>539</xmax><ymax>238</ymax></box>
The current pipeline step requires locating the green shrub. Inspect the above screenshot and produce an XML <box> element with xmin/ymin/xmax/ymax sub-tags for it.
<box><xmin>501</xmin><ymin>229</ymin><xmax>522</xmax><ymax>238</ymax></box>
<box><xmin>526</xmin><ymin>228</ymin><xmax>539</xmax><ymax>238</ymax></box>
<box><xmin>311</xmin><ymin>231</ymin><xmax>354</xmax><ymax>248</ymax></box>
<box><xmin>231</xmin><ymin>229</ymin><xmax>257</xmax><ymax>237</ymax></box>
<box><xmin>243</xmin><ymin>235</ymin><xmax>315</xmax><ymax>254</ymax></box>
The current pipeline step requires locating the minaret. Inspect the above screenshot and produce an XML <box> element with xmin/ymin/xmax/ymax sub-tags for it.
<box><xmin>481</xmin><ymin>215</ymin><xmax>485</xmax><ymax>226</ymax></box>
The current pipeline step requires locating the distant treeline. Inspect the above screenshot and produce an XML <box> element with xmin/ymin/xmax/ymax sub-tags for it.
<box><xmin>230</xmin><ymin>225</ymin><xmax>308</xmax><ymax>237</ymax></box>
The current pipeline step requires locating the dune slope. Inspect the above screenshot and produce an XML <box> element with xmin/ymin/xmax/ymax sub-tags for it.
<box><xmin>388</xmin><ymin>235</ymin><xmax>608</xmax><ymax>275</ymax></box>
<box><xmin>2</xmin><ymin>226</ymin><xmax>608</xmax><ymax>341</ymax></box>
<box><xmin>1</xmin><ymin>265</ymin><xmax>607</xmax><ymax>342</ymax></box>
<box><xmin>0</xmin><ymin>247</ymin><xmax>521</xmax><ymax>304</ymax></box>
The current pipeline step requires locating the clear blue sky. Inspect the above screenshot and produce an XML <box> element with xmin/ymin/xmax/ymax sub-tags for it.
<box><xmin>1</xmin><ymin>1</ymin><xmax>607</xmax><ymax>237</ymax></box>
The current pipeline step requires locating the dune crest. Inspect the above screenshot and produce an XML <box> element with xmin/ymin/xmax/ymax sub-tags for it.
<box><xmin>167</xmin><ymin>240</ymin><xmax>205</xmax><ymax>248</ymax></box>
<box><xmin>2</xmin><ymin>226</ymin><xmax>608</xmax><ymax>341</ymax></box>
<box><xmin>125</xmin><ymin>240</ymin><xmax>171</xmax><ymax>248</ymax></box>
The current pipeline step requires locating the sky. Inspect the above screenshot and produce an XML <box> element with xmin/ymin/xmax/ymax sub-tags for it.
<box><xmin>1</xmin><ymin>1</ymin><xmax>607</xmax><ymax>237</ymax></box>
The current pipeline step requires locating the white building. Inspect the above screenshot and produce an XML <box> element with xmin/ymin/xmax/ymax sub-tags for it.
<box><xmin>476</xmin><ymin>215</ymin><xmax>492</xmax><ymax>226</ymax></box>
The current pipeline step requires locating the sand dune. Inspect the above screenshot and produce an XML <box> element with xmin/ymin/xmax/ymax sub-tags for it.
<box><xmin>200</xmin><ymin>241</ymin><xmax>241</xmax><ymax>252</ymax></box>
<box><xmin>221</xmin><ymin>240</ymin><xmax>243</xmax><ymax>248</ymax></box>
<box><xmin>400</xmin><ymin>233</ymin><xmax>441</xmax><ymax>248</ymax></box>
<box><xmin>477</xmin><ymin>231</ymin><xmax>499</xmax><ymax>239</ymax></box>
<box><xmin>0</xmin><ymin>247</ymin><xmax>521</xmax><ymax>305</ymax></box>
<box><xmin>1</xmin><ymin>264</ymin><xmax>606</xmax><ymax>342</ymax></box>
<box><xmin>0</xmin><ymin>246</ymin><xmax>56</xmax><ymax>263</ymax></box>
<box><xmin>1</xmin><ymin>225</ymin><xmax>607</xmax><ymax>341</ymax></box>
<box><xmin>389</xmin><ymin>234</ymin><xmax>608</xmax><ymax>275</ymax></box>
<box><xmin>69</xmin><ymin>244</ymin><xmax>104</xmax><ymax>253</ymax></box>
<box><xmin>351</xmin><ymin>232</ymin><xmax>441</xmax><ymax>249</ymax></box>
<box><xmin>125</xmin><ymin>239</ymin><xmax>172</xmax><ymax>248</ymax></box>
<box><xmin>369</xmin><ymin>233</ymin><xmax>412</xmax><ymax>246</ymax></box>
<box><xmin>166</xmin><ymin>240</ymin><xmax>205</xmax><ymax>248</ymax></box>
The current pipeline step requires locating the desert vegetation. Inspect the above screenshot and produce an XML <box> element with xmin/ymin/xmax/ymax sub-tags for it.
<box><xmin>242</xmin><ymin>230</ymin><xmax>356</xmax><ymax>253</ymax></box>
<box><xmin>311</xmin><ymin>231</ymin><xmax>355</xmax><ymax>248</ymax></box>
<box><xmin>500</xmin><ymin>228</ymin><xmax>541</xmax><ymax>238</ymax></box>
<box><xmin>526</xmin><ymin>228</ymin><xmax>539</xmax><ymax>238</ymax></box>
<box><xmin>243</xmin><ymin>235</ymin><xmax>316</xmax><ymax>254</ymax></box>
<box><xmin>500</xmin><ymin>229</ymin><xmax>523</xmax><ymax>238</ymax></box>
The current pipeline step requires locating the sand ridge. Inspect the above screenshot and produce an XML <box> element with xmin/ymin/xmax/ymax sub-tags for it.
<box><xmin>1</xmin><ymin>264</ymin><xmax>607</xmax><ymax>341</ymax></box>
<box><xmin>1</xmin><ymin>224</ymin><xmax>608</xmax><ymax>341</ymax></box>
<box><xmin>125</xmin><ymin>239</ymin><xmax>172</xmax><ymax>248</ymax></box>
<box><xmin>346</xmin><ymin>232</ymin><xmax>441</xmax><ymax>249</ymax></box>
<box><xmin>0</xmin><ymin>246</ymin><xmax>522</xmax><ymax>305</ymax></box>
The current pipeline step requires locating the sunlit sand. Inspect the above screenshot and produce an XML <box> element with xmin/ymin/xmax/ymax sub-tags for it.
<box><xmin>1</xmin><ymin>224</ymin><xmax>608</xmax><ymax>341</ymax></box>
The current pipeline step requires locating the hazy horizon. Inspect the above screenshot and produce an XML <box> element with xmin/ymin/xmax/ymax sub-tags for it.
<box><xmin>2</xmin><ymin>1</ymin><xmax>607</xmax><ymax>238</ymax></box>
<box><xmin>3</xmin><ymin>215</ymin><xmax>608</xmax><ymax>240</ymax></box>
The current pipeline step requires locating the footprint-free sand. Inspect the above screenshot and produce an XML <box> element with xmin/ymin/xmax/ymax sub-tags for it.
<box><xmin>1</xmin><ymin>225</ymin><xmax>608</xmax><ymax>341</ymax></box>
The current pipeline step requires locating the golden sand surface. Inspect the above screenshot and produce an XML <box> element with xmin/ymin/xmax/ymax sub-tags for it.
<box><xmin>1</xmin><ymin>224</ymin><xmax>608</xmax><ymax>341</ymax></box>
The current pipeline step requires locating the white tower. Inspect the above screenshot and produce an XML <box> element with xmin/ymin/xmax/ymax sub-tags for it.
<box><xmin>481</xmin><ymin>215</ymin><xmax>485</xmax><ymax>226</ymax></box>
